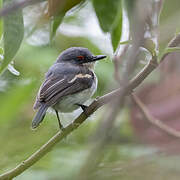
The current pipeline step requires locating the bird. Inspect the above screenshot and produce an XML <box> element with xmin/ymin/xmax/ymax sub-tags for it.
<box><xmin>32</xmin><ymin>47</ymin><xmax>106</xmax><ymax>129</ymax></box>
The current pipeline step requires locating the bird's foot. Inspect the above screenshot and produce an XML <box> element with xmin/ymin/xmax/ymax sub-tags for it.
<box><xmin>76</xmin><ymin>103</ymin><xmax>89</xmax><ymax>116</ymax></box>
<box><xmin>59</xmin><ymin>123</ymin><xmax>64</xmax><ymax>131</ymax></box>
<box><xmin>55</xmin><ymin>110</ymin><xmax>64</xmax><ymax>131</ymax></box>
<box><xmin>59</xmin><ymin>126</ymin><xmax>65</xmax><ymax>131</ymax></box>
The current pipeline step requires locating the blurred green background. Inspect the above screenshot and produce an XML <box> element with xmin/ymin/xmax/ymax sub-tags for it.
<box><xmin>1</xmin><ymin>0</ymin><xmax>180</xmax><ymax>180</ymax></box>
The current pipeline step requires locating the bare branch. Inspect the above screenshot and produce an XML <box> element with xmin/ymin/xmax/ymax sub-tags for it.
<box><xmin>113</xmin><ymin>44</ymin><xmax>129</xmax><ymax>83</ymax></box>
<box><xmin>131</xmin><ymin>94</ymin><xmax>180</xmax><ymax>138</ymax></box>
<box><xmin>0</xmin><ymin>33</ymin><xmax>180</xmax><ymax>180</ymax></box>
<box><xmin>0</xmin><ymin>0</ymin><xmax>42</xmax><ymax>17</ymax></box>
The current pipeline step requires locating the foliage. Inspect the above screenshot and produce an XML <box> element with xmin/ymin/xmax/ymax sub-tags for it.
<box><xmin>93</xmin><ymin>0</ymin><xmax>122</xmax><ymax>51</ymax></box>
<box><xmin>0</xmin><ymin>0</ymin><xmax>180</xmax><ymax>180</ymax></box>
<box><xmin>0</xmin><ymin>0</ymin><xmax>123</xmax><ymax>74</ymax></box>
<box><xmin>0</xmin><ymin>0</ymin><xmax>24</xmax><ymax>74</ymax></box>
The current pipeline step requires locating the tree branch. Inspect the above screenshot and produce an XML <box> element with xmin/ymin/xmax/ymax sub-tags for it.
<box><xmin>0</xmin><ymin>33</ymin><xmax>180</xmax><ymax>180</ymax></box>
<box><xmin>0</xmin><ymin>0</ymin><xmax>42</xmax><ymax>17</ymax></box>
<box><xmin>132</xmin><ymin>94</ymin><xmax>180</xmax><ymax>138</ymax></box>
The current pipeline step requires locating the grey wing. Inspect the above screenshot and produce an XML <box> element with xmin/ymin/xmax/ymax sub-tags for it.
<box><xmin>34</xmin><ymin>67</ymin><xmax>94</xmax><ymax>109</ymax></box>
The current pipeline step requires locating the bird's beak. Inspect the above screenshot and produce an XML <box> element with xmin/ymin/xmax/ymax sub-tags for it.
<box><xmin>81</xmin><ymin>55</ymin><xmax>106</xmax><ymax>64</ymax></box>
<box><xmin>92</xmin><ymin>55</ymin><xmax>106</xmax><ymax>62</ymax></box>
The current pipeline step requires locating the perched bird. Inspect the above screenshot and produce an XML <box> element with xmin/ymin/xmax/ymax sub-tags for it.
<box><xmin>32</xmin><ymin>47</ymin><xmax>106</xmax><ymax>129</ymax></box>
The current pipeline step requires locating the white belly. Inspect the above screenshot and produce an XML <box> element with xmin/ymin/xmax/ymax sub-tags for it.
<box><xmin>53</xmin><ymin>76</ymin><xmax>97</xmax><ymax>112</ymax></box>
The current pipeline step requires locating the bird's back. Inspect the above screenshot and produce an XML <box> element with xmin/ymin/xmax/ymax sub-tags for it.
<box><xmin>34</xmin><ymin>62</ymin><xmax>96</xmax><ymax>110</ymax></box>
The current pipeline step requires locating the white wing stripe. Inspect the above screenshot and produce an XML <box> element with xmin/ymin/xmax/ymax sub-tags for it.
<box><xmin>68</xmin><ymin>74</ymin><xmax>92</xmax><ymax>83</ymax></box>
<box><xmin>40</xmin><ymin>78</ymin><xmax>64</xmax><ymax>97</ymax></box>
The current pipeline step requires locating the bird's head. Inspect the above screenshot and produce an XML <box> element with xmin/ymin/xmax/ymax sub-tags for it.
<box><xmin>56</xmin><ymin>47</ymin><xmax>106</xmax><ymax>68</ymax></box>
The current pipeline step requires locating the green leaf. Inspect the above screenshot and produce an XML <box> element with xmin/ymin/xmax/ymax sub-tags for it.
<box><xmin>123</xmin><ymin>0</ymin><xmax>135</xmax><ymax>20</ymax></box>
<box><xmin>93</xmin><ymin>0</ymin><xmax>121</xmax><ymax>32</ymax></box>
<box><xmin>50</xmin><ymin>13</ymin><xmax>65</xmax><ymax>41</ymax></box>
<box><xmin>119</xmin><ymin>40</ymin><xmax>132</xmax><ymax>45</ymax></box>
<box><xmin>142</xmin><ymin>38</ymin><xmax>157</xmax><ymax>56</ymax></box>
<box><xmin>164</xmin><ymin>47</ymin><xmax>180</xmax><ymax>53</ymax></box>
<box><xmin>111</xmin><ymin>2</ymin><xmax>122</xmax><ymax>52</ymax></box>
<box><xmin>158</xmin><ymin>47</ymin><xmax>180</xmax><ymax>62</ymax></box>
<box><xmin>8</xmin><ymin>63</ymin><xmax>20</xmax><ymax>76</ymax></box>
<box><xmin>49</xmin><ymin>0</ymin><xmax>84</xmax><ymax>41</ymax></box>
<box><xmin>123</xmin><ymin>0</ymin><xmax>136</xmax><ymax>38</ymax></box>
<box><xmin>0</xmin><ymin>0</ymin><xmax>3</xmax><ymax>39</ymax></box>
<box><xmin>0</xmin><ymin>81</ymin><xmax>36</xmax><ymax>124</ymax></box>
<box><xmin>0</xmin><ymin>47</ymin><xmax>3</xmax><ymax>55</ymax></box>
<box><xmin>0</xmin><ymin>0</ymin><xmax>24</xmax><ymax>74</ymax></box>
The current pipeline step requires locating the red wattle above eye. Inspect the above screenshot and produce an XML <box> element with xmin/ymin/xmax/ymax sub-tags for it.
<box><xmin>77</xmin><ymin>56</ymin><xmax>84</xmax><ymax>60</ymax></box>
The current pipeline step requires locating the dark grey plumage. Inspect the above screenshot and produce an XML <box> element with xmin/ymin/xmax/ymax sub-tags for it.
<box><xmin>33</xmin><ymin>63</ymin><xmax>94</xmax><ymax>109</ymax></box>
<box><xmin>32</xmin><ymin>47</ymin><xmax>106</xmax><ymax>129</ymax></box>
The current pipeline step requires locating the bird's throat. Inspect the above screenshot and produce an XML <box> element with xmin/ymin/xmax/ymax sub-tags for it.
<box><xmin>83</xmin><ymin>62</ymin><xmax>95</xmax><ymax>70</ymax></box>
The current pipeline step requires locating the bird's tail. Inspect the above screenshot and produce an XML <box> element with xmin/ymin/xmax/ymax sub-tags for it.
<box><xmin>32</xmin><ymin>104</ymin><xmax>48</xmax><ymax>129</ymax></box>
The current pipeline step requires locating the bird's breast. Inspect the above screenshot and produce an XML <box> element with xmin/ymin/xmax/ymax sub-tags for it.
<box><xmin>53</xmin><ymin>74</ymin><xmax>97</xmax><ymax>112</ymax></box>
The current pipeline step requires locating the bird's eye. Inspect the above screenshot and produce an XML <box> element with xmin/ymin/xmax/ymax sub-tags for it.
<box><xmin>77</xmin><ymin>56</ymin><xmax>84</xmax><ymax>60</ymax></box>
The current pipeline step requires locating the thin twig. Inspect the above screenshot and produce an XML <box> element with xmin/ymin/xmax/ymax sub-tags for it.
<box><xmin>114</xmin><ymin>44</ymin><xmax>129</xmax><ymax>83</ymax></box>
<box><xmin>132</xmin><ymin>94</ymin><xmax>180</xmax><ymax>138</ymax></box>
<box><xmin>0</xmin><ymin>33</ymin><xmax>180</xmax><ymax>180</ymax></box>
<box><xmin>77</xmin><ymin>2</ymin><xmax>149</xmax><ymax>177</ymax></box>
<box><xmin>0</xmin><ymin>58</ymin><xmax>155</xmax><ymax>180</ymax></box>
<box><xmin>0</xmin><ymin>0</ymin><xmax>42</xmax><ymax>17</ymax></box>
